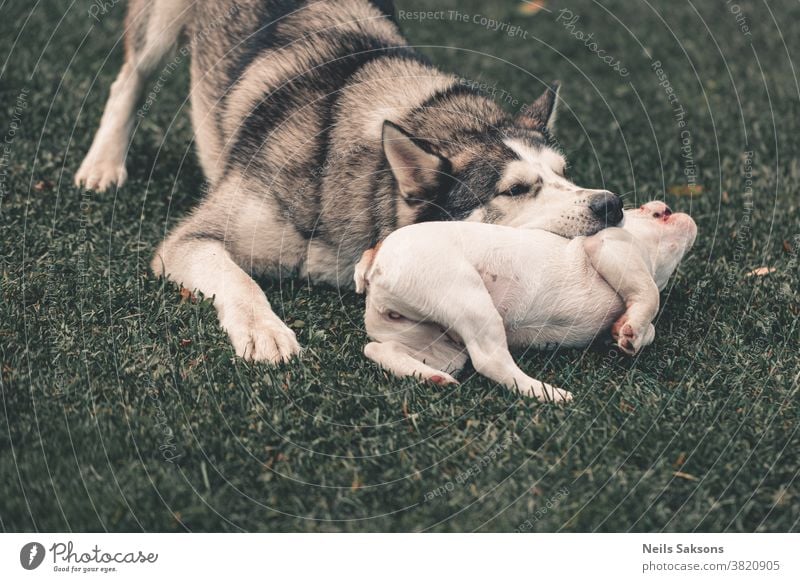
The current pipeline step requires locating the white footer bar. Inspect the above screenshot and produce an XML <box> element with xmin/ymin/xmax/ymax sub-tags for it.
<box><xmin>2</xmin><ymin>533</ymin><xmax>796</xmax><ymax>581</ymax></box>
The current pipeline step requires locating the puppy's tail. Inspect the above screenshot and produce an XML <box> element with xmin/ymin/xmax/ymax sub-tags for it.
<box><xmin>354</xmin><ymin>241</ymin><xmax>382</xmax><ymax>294</ymax></box>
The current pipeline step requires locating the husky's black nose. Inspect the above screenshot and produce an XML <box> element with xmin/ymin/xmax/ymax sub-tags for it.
<box><xmin>589</xmin><ymin>192</ymin><xmax>624</xmax><ymax>225</ymax></box>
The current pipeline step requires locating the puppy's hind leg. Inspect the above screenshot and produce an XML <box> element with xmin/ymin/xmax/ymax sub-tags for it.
<box><xmin>364</xmin><ymin>342</ymin><xmax>458</xmax><ymax>386</ymax></box>
<box><xmin>426</xmin><ymin>270</ymin><xmax>572</xmax><ymax>403</ymax></box>
<box><xmin>75</xmin><ymin>0</ymin><xmax>192</xmax><ymax>191</ymax></box>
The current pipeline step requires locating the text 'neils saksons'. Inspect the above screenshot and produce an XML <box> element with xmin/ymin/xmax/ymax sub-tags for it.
<box><xmin>643</xmin><ymin>544</ymin><xmax>724</xmax><ymax>554</ymax></box>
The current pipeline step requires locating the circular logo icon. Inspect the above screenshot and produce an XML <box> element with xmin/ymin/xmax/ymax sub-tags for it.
<box><xmin>20</xmin><ymin>542</ymin><xmax>46</xmax><ymax>570</ymax></box>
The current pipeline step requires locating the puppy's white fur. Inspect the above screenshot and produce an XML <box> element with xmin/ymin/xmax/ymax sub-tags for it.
<box><xmin>356</xmin><ymin>202</ymin><xmax>697</xmax><ymax>402</ymax></box>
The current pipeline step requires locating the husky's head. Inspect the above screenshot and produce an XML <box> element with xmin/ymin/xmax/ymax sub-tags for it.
<box><xmin>382</xmin><ymin>82</ymin><xmax>622</xmax><ymax>237</ymax></box>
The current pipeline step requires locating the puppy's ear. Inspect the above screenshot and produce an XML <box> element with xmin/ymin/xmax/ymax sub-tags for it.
<box><xmin>382</xmin><ymin>120</ymin><xmax>447</xmax><ymax>202</ymax></box>
<box><xmin>517</xmin><ymin>81</ymin><xmax>560</xmax><ymax>133</ymax></box>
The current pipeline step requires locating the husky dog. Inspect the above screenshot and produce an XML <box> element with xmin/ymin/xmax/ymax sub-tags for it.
<box><xmin>75</xmin><ymin>0</ymin><xmax>623</xmax><ymax>363</ymax></box>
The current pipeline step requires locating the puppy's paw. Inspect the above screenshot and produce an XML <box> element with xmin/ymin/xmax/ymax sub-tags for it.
<box><xmin>611</xmin><ymin>316</ymin><xmax>648</xmax><ymax>356</ymax></box>
<box><xmin>426</xmin><ymin>372</ymin><xmax>458</xmax><ymax>386</ymax></box>
<box><xmin>545</xmin><ymin>386</ymin><xmax>573</xmax><ymax>404</ymax></box>
<box><xmin>224</xmin><ymin>311</ymin><xmax>301</xmax><ymax>364</ymax></box>
<box><xmin>610</xmin><ymin>314</ymin><xmax>628</xmax><ymax>341</ymax></box>
<box><xmin>74</xmin><ymin>153</ymin><xmax>127</xmax><ymax>191</ymax></box>
<box><xmin>522</xmin><ymin>382</ymin><xmax>573</xmax><ymax>404</ymax></box>
<box><xmin>616</xmin><ymin>322</ymin><xmax>636</xmax><ymax>355</ymax></box>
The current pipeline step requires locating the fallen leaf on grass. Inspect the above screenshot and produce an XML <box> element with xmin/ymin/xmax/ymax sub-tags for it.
<box><xmin>746</xmin><ymin>267</ymin><xmax>776</xmax><ymax>277</ymax></box>
<box><xmin>772</xmin><ymin>486</ymin><xmax>790</xmax><ymax>506</ymax></box>
<box><xmin>186</xmin><ymin>355</ymin><xmax>207</xmax><ymax>370</ymax></box>
<box><xmin>518</xmin><ymin>1</ymin><xmax>548</xmax><ymax>15</ymax></box>
<box><xmin>673</xmin><ymin>471</ymin><xmax>699</xmax><ymax>482</ymax></box>
<box><xmin>667</xmin><ymin>184</ymin><xmax>704</xmax><ymax>197</ymax></box>
<box><xmin>179</xmin><ymin>286</ymin><xmax>196</xmax><ymax>303</ymax></box>
<box><xmin>33</xmin><ymin>179</ymin><xmax>54</xmax><ymax>192</ymax></box>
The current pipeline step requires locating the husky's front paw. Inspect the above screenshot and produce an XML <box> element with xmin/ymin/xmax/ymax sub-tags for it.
<box><xmin>224</xmin><ymin>312</ymin><xmax>301</xmax><ymax>364</ymax></box>
<box><xmin>74</xmin><ymin>152</ymin><xmax>127</xmax><ymax>191</ymax></box>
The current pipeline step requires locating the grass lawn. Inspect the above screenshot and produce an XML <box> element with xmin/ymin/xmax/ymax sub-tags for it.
<box><xmin>1</xmin><ymin>0</ymin><xmax>798</xmax><ymax>532</ymax></box>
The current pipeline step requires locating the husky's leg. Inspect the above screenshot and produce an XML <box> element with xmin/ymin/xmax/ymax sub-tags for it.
<box><xmin>584</xmin><ymin>229</ymin><xmax>660</xmax><ymax>355</ymax></box>
<box><xmin>75</xmin><ymin>0</ymin><xmax>192</xmax><ymax>191</ymax></box>
<box><xmin>151</xmin><ymin>223</ymin><xmax>301</xmax><ymax>364</ymax></box>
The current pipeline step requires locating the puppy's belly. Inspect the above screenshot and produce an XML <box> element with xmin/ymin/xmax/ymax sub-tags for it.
<box><xmin>502</xmin><ymin>287</ymin><xmax>624</xmax><ymax>349</ymax></box>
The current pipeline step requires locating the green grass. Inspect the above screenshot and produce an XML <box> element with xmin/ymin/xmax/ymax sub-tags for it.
<box><xmin>1</xmin><ymin>0</ymin><xmax>798</xmax><ymax>532</ymax></box>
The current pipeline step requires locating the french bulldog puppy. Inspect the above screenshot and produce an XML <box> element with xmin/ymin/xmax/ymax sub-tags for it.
<box><xmin>355</xmin><ymin>201</ymin><xmax>697</xmax><ymax>403</ymax></box>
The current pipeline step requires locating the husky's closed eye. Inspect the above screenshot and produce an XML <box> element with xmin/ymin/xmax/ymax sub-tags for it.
<box><xmin>504</xmin><ymin>183</ymin><xmax>531</xmax><ymax>197</ymax></box>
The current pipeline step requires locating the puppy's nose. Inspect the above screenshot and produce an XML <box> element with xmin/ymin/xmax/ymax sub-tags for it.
<box><xmin>589</xmin><ymin>191</ymin><xmax>624</xmax><ymax>225</ymax></box>
<box><xmin>640</xmin><ymin>201</ymin><xmax>672</xmax><ymax>217</ymax></box>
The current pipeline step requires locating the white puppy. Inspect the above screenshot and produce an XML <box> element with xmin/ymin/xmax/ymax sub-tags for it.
<box><xmin>354</xmin><ymin>201</ymin><xmax>697</xmax><ymax>403</ymax></box>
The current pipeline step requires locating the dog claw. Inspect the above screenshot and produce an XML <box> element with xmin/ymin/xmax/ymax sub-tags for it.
<box><xmin>74</xmin><ymin>152</ymin><xmax>128</xmax><ymax>191</ymax></box>
<box><xmin>224</xmin><ymin>312</ymin><xmax>301</xmax><ymax>365</ymax></box>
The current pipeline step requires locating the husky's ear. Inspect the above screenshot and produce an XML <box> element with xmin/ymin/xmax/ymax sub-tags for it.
<box><xmin>382</xmin><ymin>120</ymin><xmax>447</xmax><ymax>201</ymax></box>
<box><xmin>517</xmin><ymin>81</ymin><xmax>560</xmax><ymax>132</ymax></box>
